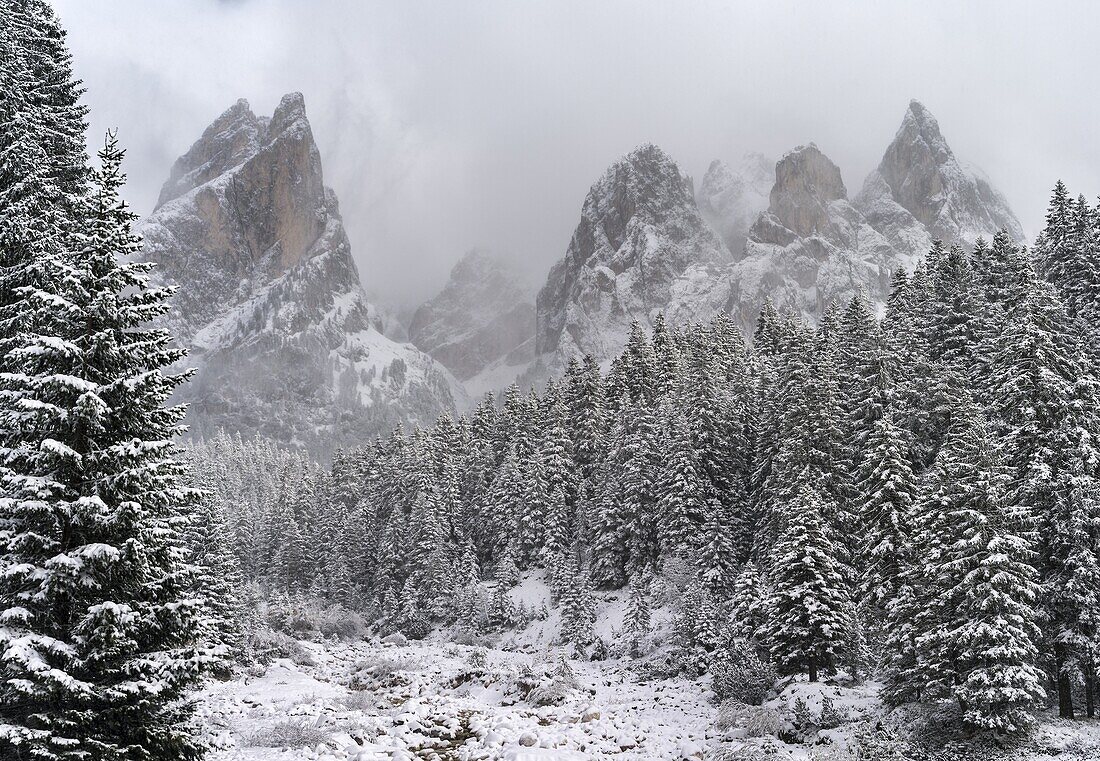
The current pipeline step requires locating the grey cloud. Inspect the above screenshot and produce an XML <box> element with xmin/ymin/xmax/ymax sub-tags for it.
<box><xmin>54</xmin><ymin>0</ymin><xmax>1100</xmax><ymax>310</ymax></box>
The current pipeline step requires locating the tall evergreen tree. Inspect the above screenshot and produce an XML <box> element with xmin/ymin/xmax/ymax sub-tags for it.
<box><xmin>656</xmin><ymin>417</ymin><xmax>707</xmax><ymax>557</ymax></box>
<box><xmin>857</xmin><ymin>405</ymin><xmax>917</xmax><ymax>621</ymax></box>
<box><xmin>910</xmin><ymin>402</ymin><xmax>1044</xmax><ymax>732</ymax></box>
<box><xmin>763</xmin><ymin>476</ymin><xmax>850</xmax><ymax>682</ymax></box>
<box><xmin>623</xmin><ymin>572</ymin><xmax>651</xmax><ymax>656</ymax></box>
<box><xmin>989</xmin><ymin>276</ymin><xmax>1100</xmax><ymax>718</ymax></box>
<box><xmin>0</xmin><ymin>134</ymin><xmax>212</xmax><ymax>758</ymax></box>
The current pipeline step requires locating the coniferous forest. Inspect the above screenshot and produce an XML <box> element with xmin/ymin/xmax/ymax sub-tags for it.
<box><xmin>6</xmin><ymin>2</ymin><xmax>1100</xmax><ymax>759</ymax></box>
<box><xmin>189</xmin><ymin>218</ymin><xmax>1100</xmax><ymax>735</ymax></box>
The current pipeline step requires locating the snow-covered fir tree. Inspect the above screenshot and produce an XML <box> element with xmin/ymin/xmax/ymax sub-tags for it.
<box><xmin>763</xmin><ymin>475</ymin><xmax>851</xmax><ymax>682</ymax></box>
<box><xmin>0</xmin><ymin>128</ymin><xmax>214</xmax><ymax>756</ymax></box>
<box><xmin>909</xmin><ymin>400</ymin><xmax>1045</xmax><ymax>733</ymax></box>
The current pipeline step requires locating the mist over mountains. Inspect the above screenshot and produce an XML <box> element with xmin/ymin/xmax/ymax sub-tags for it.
<box><xmin>140</xmin><ymin>93</ymin><xmax>1023</xmax><ymax>455</ymax></box>
<box><xmin>57</xmin><ymin>0</ymin><xmax>1100</xmax><ymax>311</ymax></box>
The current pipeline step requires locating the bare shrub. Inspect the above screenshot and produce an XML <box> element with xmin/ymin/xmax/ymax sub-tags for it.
<box><xmin>247</xmin><ymin>628</ymin><xmax>316</xmax><ymax>666</ymax></box>
<box><xmin>715</xmin><ymin>701</ymin><xmax>785</xmax><ymax>739</ymax></box>
<box><xmin>248</xmin><ymin>719</ymin><xmax>329</xmax><ymax>748</ymax></box>
<box><xmin>711</xmin><ymin>641</ymin><xmax>778</xmax><ymax>706</ymax></box>
<box><xmin>347</xmin><ymin>654</ymin><xmax>408</xmax><ymax>689</ymax></box>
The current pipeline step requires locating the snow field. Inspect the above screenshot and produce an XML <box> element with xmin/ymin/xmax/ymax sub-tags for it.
<box><xmin>199</xmin><ymin>637</ymin><xmax>711</xmax><ymax>760</ymax></box>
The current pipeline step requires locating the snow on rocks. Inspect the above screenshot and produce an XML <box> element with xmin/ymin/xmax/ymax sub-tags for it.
<box><xmin>532</xmin><ymin>144</ymin><xmax>733</xmax><ymax>376</ymax></box>
<box><xmin>198</xmin><ymin>636</ymin><xmax>1100</xmax><ymax>761</ymax></box>
<box><xmin>199</xmin><ymin>637</ymin><xmax>713</xmax><ymax>760</ymax></box>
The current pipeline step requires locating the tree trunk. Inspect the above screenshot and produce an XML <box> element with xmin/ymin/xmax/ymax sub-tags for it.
<box><xmin>808</xmin><ymin>657</ymin><xmax>818</xmax><ymax>683</ymax></box>
<box><xmin>1056</xmin><ymin>644</ymin><xmax>1075</xmax><ymax>719</ymax></box>
<box><xmin>1086</xmin><ymin>665</ymin><xmax>1096</xmax><ymax>720</ymax></box>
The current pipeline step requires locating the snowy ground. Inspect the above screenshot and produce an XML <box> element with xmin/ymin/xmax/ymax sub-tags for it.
<box><xmin>197</xmin><ymin>575</ymin><xmax>1100</xmax><ymax>760</ymax></box>
<box><xmin>197</xmin><ymin>638</ymin><xmax>1100</xmax><ymax>761</ymax></box>
<box><xmin>198</xmin><ymin>638</ymin><xmax>713</xmax><ymax>760</ymax></box>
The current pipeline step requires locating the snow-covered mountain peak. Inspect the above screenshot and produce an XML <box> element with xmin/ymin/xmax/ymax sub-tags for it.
<box><xmin>585</xmin><ymin>143</ymin><xmax>698</xmax><ymax>223</ymax></box>
<box><xmin>156</xmin><ymin>98</ymin><xmax>265</xmax><ymax>209</ymax></box>
<box><xmin>268</xmin><ymin>91</ymin><xmax>309</xmax><ymax>135</ymax></box>
<box><xmin>900</xmin><ymin>98</ymin><xmax>945</xmax><ymax>140</ymax></box>
<box><xmin>730</xmin><ymin>143</ymin><xmax>900</xmax><ymax>325</ymax></box>
<box><xmin>139</xmin><ymin>93</ymin><xmax>459</xmax><ymax>458</ymax></box>
<box><xmin>855</xmin><ymin>100</ymin><xmax>1023</xmax><ymax>250</ymax></box>
<box><xmin>447</xmin><ymin>249</ymin><xmax>516</xmax><ymax>287</ymax></box>
<box><xmin>769</xmin><ymin>143</ymin><xmax>848</xmax><ymax>237</ymax></box>
<box><xmin>533</xmin><ymin>144</ymin><xmax>730</xmax><ymax>371</ymax></box>
<box><xmin>410</xmin><ymin>249</ymin><xmax>535</xmax><ymax>389</ymax></box>
<box><xmin>697</xmin><ymin>152</ymin><xmax>773</xmax><ymax>257</ymax></box>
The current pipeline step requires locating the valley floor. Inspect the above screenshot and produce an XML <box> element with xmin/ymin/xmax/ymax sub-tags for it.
<box><xmin>196</xmin><ymin>633</ymin><xmax>1100</xmax><ymax>760</ymax></box>
<box><xmin>199</xmin><ymin>637</ymin><xmax>713</xmax><ymax>760</ymax></box>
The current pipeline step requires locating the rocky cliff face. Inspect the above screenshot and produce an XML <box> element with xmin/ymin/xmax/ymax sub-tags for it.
<box><xmin>139</xmin><ymin>93</ymin><xmax>458</xmax><ymax>459</ymax></box>
<box><xmin>521</xmin><ymin>104</ymin><xmax>1023</xmax><ymax>368</ymax></box>
<box><xmin>696</xmin><ymin>153</ymin><xmax>773</xmax><ymax>257</ymax></box>
<box><xmin>534</xmin><ymin>144</ymin><xmax>732</xmax><ymax>370</ymax></box>
<box><xmin>730</xmin><ymin>144</ymin><xmax>902</xmax><ymax>325</ymax></box>
<box><xmin>855</xmin><ymin>100</ymin><xmax>1023</xmax><ymax>256</ymax></box>
<box><xmin>410</xmin><ymin>250</ymin><xmax>535</xmax><ymax>393</ymax></box>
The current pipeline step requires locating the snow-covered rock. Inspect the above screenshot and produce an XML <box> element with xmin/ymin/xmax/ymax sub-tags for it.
<box><xmin>533</xmin><ymin>144</ymin><xmax>732</xmax><ymax>372</ymax></box>
<box><xmin>855</xmin><ymin>99</ymin><xmax>1024</xmax><ymax>257</ymax></box>
<box><xmin>409</xmin><ymin>250</ymin><xmax>535</xmax><ymax>384</ymax></box>
<box><xmin>696</xmin><ymin>153</ymin><xmax>773</xmax><ymax>258</ymax></box>
<box><xmin>730</xmin><ymin>143</ymin><xmax>903</xmax><ymax>325</ymax></box>
<box><xmin>138</xmin><ymin>93</ymin><xmax>459</xmax><ymax>459</ymax></box>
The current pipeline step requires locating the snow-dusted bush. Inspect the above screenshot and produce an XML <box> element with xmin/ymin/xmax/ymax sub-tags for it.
<box><xmin>247</xmin><ymin>628</ymin><xmax>316</xmax><ymax>666</ymax></box>
<box><xmin>707</xmin><ymin>737</ymin><xmax>786</xmax><ymax>760</ymax></box>
<box><xmin>319</xmin><ymin>607</ymin><xmax>368</xmax><ymax>639</ymax></box>
<box><xmin>809</xmin><ymin>744</ymin><xmax>857</xmax><ymax>761</ymax></box>
<box><xmin>449</xmin><ymin>628</ymin><xmax>481</xmax><ymax>646</ymax></box>
<box><xmin>262</xmin><ymin>596</ymin><xmax>366</xmax><ymax>640</ymax></box>
<box><xmin>711</xmin><ymin>641</ymin><xmax>778</xmax><ymax>705</ymax></box>
<box><xmin>349</xmin><ymin>654</ymin><xmax>407</xmax><ymax>688</ymax></box>
<box><xmin>635</xmin><ymin>651</ymin><xmax>681</xmax><ymax>681</ymax></box>
<box><xmin>817</xmin><ymin>694</ymin><xmax>847</xmax><ymax>729</ymax></box>
<box><xmin>339</xmin><ymin>690</ymin><xmax>376</xmax><ymax>712</ymax></box>
<box><xmin>791</xmin><ymin>695</ymin><xmax>814</xmax><ymax>731</ymax></box>
<box><xmin>399</xmin><ymin>610</ymin><xmax>432</xmax><ymax>640</ymax></box>
<box><xmin>715</xmin><ymin>701</ymin><xmax>785</xmax><ymax>739</ymax></box>
<box><xmin>651</xmin><ymin>556</ymin><xmax>695</xmax><ymax>607</ymax></box>
<box><xmin>512</xmin><ymin>662</ymin><xmax>544</xmax><ymax>699</ymax></box>
<box><xmin>844</xmin><ymin>725</ymin><xmax>911</xmax><ymax>761</ymax></box>
<box><xmin>248</xmin><ymin>719</ymin><xmax>330</xmax><ymax>748</ymax></box>
<box><xmin>467</xmin><ymin>647</ymin><xmax>488</xmax><ymax>670</ymax></box>
<box><xmin>527</xmin><ymin>657</ymin><xmax>582</xmax><ymax>707</ymax></box>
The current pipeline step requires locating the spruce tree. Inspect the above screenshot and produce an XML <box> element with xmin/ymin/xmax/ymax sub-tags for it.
<box><xmin>623</xmin><ymin>572</ymin><xmax>651</xmax><ymax>656</ymax></box>
<box><xmin>616</xmin><ymin>405</ymin><xmax>661</xmax><ymax>577</ymax></box>
<box><xmin>727</xmin><ymin>562</ymin><xmax>768</xmax><ymax>645</ymax></box>
<box><xmin>651</xmin><ymin>312</ymin><xmax>682</xmax><ymax>400</ymax></box>
<box><xmin>589</xmin><ymin>458</ymin><xmax>627</xmax><ymax>589</ymax></box>
<box><xmin>857</xmin><ymin>407</ymin><xmax>917</xmax><ymax>621</ymax></box>
<box><xmin>698</xmin><ymin>498</ymin><xmax>737</xmax><ymax>601</ymax></box>
<box><xmin>1034</xmin><ymin>181</ymin><xmax>1100</xmax><ymax>322</ymax></box>
<box><xmin>185</xmin><ymin>488</ymin><xmax>245</xmax><ymax>671</ymax></box>
<box><xmin>989</xmin><ymin>276</ymin><xmax>1100</xmax><ymax>718</ymax></box>
<box><xmin>656</xmin><ymin>417</ymin><xmax>707</xmax><ymax>557</ymax></box>
<box><xmin>763</xmin><ymin>477</ymin><xmax>850</xmax><ymax>682</ymax></box>
<box><xmin>911</xmin><ymin>402</ymin><xmax>1045</xmax><ymax>732</ymax></box>
<box><xmin>558</xmin><ymin>558</ymin><xmax>595</xmax><ymax>656</ymax></box>
<box><xmin>0</xmin><ymin>134</ymin><xmax>212</xmax><ymax>758</ymax></box>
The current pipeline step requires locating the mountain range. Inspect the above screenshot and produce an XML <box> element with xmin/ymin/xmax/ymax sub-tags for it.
<box><xmin>140</xmin><ymin>96</ymin><xmax>1021</xmax><ymax>456</ymax></box>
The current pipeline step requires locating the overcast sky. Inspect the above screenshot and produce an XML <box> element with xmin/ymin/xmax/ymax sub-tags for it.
<box><xmin>54</xmin><ymin>0</ymin><xmax>1100</xmax><ymax>309</ymax></box>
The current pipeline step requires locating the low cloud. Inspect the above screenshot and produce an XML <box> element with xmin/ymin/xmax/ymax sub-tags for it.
<box><xmin>55</xmin><ymin>0</ymin><xmax>1100</xmax><ymax>308</ymax></box>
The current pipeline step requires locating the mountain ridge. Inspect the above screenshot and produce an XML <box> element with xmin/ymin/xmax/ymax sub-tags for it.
<box><xmin>138</xmin><ymin>92</ymin><xmax>460</xmax><ymax>459</ymax></box>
